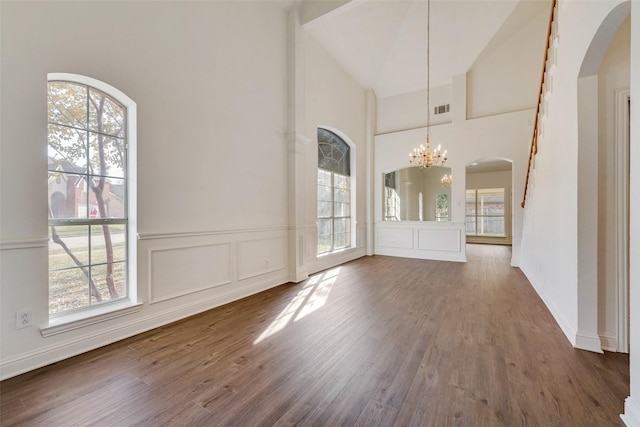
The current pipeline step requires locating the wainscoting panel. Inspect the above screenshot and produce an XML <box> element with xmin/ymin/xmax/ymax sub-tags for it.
<box><xmin>149</xmin><ymin>243</ymin><xmax>232</xmax><ymax>303</ymax></box>
<box><xmin>417</xmin><ymin>228</ymin><xmax>461</xmax><ymax>252</ymax></box>
<box><xmin>377</xmin><ymin>226</ymin><xmax>414</xmax><ymax>249</ymax></box>
<box><xmin>237</xmin><ymin>237</ymin><xmax>286</xmax><ymax>281</ymax></box>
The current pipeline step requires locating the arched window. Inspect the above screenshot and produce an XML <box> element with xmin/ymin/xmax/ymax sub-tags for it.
<box><xmin>317</xmin><ymin>128</ymin><xmax>353</xmax><ymax>254</ymax></box>
<box><xmin>47</xmin><ymin>74</ymin><xmax>136</xmax><ymax>317</ymax></box>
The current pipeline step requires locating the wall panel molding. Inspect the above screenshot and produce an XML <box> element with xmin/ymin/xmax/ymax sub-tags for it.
<box><xmin>0</xmin><ymin>238</ymin><xmax>48</xmax><ymax>251</ymax></box>
<box><xmin>417</xmin><ymin>228</ymin><xmax>461</xmax><ymax>252</ymax></box>
<box><xmin>138</xmin><ymin>225</ymin><xmax>289</xmax><ymax>241</ymax></box>
<box><xmin>148</xmin><ymin>243</ymin><xmax>232</xmax><ymax>304</ymax></box>
<box><xmin>237</xmin><ymin>237</ymin><xmax>286</xmax><ymax>281</ymax></box>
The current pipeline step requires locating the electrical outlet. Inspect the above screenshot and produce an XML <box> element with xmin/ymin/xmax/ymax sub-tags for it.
<box><xmin>16</xmin><ymin>309</ymin><xmax>33</xmax><ymax>329</ymax></box>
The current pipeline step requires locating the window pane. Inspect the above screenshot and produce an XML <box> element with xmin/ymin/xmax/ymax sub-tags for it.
<box><xmin>334</xmin><ymin>187</ymin><xmax>350</xmax><ymax>203</ymax></box>
<box><xmin>317</xmin><ymin>201</ymin><xmax>332</xmax><ymax>218</ymax></box>
<box><xmin>317</xmin><ymin>129</ymin><xmax>350</xmax><ymax>176</ymax></box>
<box><xmin>465</xmin><ymin>190</ymin><xmax>476</xmax><ymax>215</ymax></box>
<box><xmin>48</xmin><ymin>172</ymin><xmax>85</xmax><ymax>219</ymax></box>
<box><xmin>49</xmin><ymin>267</ymin><xmax>89</xmax><ymax>315</ymax></box>
<box><xmin>317</xmin><ymin>235</ymin><xmax>332</xmax><ymax>254</ymax></box>
<box><xmin>318</xmin><ymin>218</ymin><xmax>332</xmax><ymax>237</ymax></box>
<box><xmin>334</xmin><ymin>173</ymin><xmax>348</xmax><ymax>188</ymax></box>
<box><xmin>91</xmin><ymin>262</ymin><xmax>126</xmax><ymax>303</ymax></box>
<box><xmin>478</xmin><ymin>216</ymin><xmax>505</xmax><ymax>236</ymax></box>
<box><xmin>87</xmin><ymin>178</ymin><xmax>125</xmax><ymax>219</ymax></box>
<box><xmin>466</xmin><ymin>217</ymin><xmax>476</xmax><ymax>235</ymax></box>
<box><xmin>334</xmin><ymin>202</ymin><xmax>350</xmax><ymax>218</ymax></box>
<box><xmin>89</xmin><ymin>88</ymin><xmax>126</xmax><ymax>138</ymax></box>
<box><xmin>333</xmin><ymin>219</ymin><xmax>351</xmax><ymax>250</ymax></box>
<box><xmin>333</xmin><ymin>233</ymin><xmax>347</xmax><ymax>250</ymax></box>
<box><xmin>49</xmin><ymin>225</ymin><xmax>89</xmax><ymax>269</ymax></box>
<box><xmin>334</xmin><ymin>218</ymin><xmax>347</xmax><ymax>234</ymax></box>
<box><xmin>48</xmin><ymin>82</ymin><xmax>87</xmax><ymax>129</ymax></box>
<box><xmin>318</xmin><ymin>169</ymin><xmax>332</xmax><ymax>187</ymax></box>
<box><xmin>317</xmin><ymin>183</ymin><xmax>332</xmax><ymax>202</ymax></box>
<box><xmin>477</xmin><ymin>188</ymin><xmax>504</xmax><ymax>215</ymax></box>
<box><xmin>88</xmin><ymin>134</ymin><xmax>125</xmax><ymax>178</ymax></box>
<box><xmin>90</xmin><ymin>225</ymin><xmax>126</xmax><ymax>265</ymax></box>
<box><xmin>48</xmin><ymin>124</ymin><xmax>88</xmax><ymax>173</ymax></box>
<box><xmin>317</xmin><ymin>218</ymin><xmax>332</xmax><ymax>254</ymax></box>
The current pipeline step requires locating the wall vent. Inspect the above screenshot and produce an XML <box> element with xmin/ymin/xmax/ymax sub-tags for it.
<box><xmin>434</xmin><ymin>104</ymin><xmax>450</xmax><ymax>115</ymax></box>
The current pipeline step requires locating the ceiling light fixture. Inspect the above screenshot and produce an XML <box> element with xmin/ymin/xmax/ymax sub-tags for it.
<box><xmin>409</xmin><ymin>0</ymin><xmax>448</xmax><ymax>169</ymax></box>
<box><xmin>441</xmin><ymin>174</ymin><xmax>452</xmax><ymax>187</ymax></box>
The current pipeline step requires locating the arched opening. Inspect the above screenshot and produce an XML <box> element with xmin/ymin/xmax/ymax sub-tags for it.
<box><xmin>576</xmin><ymin>1</ymin><xmax>630</xmax><ymax>353</ymax></box>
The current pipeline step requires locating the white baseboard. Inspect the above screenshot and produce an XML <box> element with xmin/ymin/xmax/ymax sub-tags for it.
<box><xmin>574</xmin><ymin>331</ymin><xmax>604</xmax><ymax>353</ymax></box>
<box><xmin>599</xmin><ymin>333</ymin><xmax>619</xmax><ymax>353</ymax></box>
<box><xmin>519</xmin><ymin>264</ymin><xmax>578</xmax><ymax>348</ymax></box>
<box><xmin>622</xmin><ymin>396</ymin><xmax>640</xmax><ymax>427</ymax></box>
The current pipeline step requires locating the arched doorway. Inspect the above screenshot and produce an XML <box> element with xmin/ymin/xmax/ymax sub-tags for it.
<box><xmin>577</xmin><ymin>1</ymin><xmax>630</xmax><ymax>353</ymax></box>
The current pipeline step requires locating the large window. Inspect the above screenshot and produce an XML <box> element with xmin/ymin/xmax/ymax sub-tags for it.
<box><xmin>466</xmin><ymin>188</ymin><xmax>505</xmax><ymax>236</ymax></box>
<box><xmin>47</xmin><ymin>75</ymin><xmax>136</xmax><ymax>317</ymax></box>
<box><xmin>317</xmin><ymin>128</ymin><xmax>351</xmax><ymax>255</ymax></box>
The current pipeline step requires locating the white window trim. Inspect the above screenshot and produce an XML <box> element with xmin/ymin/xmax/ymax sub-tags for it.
<box><xmin>45</xmin><ymin>73</ymin><xmax>138</xmax><ymax>331</ymax></box>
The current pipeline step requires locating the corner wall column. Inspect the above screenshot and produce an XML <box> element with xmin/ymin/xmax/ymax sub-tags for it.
<box><xmin>287</xmin><ymin>6</ymin><xmax>311</xmax><ymax>282</ymax></box>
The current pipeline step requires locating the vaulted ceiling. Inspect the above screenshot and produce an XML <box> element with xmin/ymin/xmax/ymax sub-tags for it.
<box><xmin>302</xmin><ymin>0</ymin><xmax>526</xmax><ymax>98</ymax></box>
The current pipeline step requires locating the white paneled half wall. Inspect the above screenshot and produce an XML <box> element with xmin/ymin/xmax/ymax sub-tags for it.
<box><xmin>375</xmin><ymin>222</ymin><xmax>466</xmax><ymax>262</ymax></box>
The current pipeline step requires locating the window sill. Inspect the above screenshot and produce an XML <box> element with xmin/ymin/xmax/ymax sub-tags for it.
<box><xmin>41</xmin><ymin>300</ymin><xmax>143</xmax><ymax>338</ymax></box>
<box><xmin>317</xmin><ymin>246</ymin><xmax>354</xmax><ymax>258</ymax></box>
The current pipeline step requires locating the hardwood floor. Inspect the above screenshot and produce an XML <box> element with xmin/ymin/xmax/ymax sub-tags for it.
<box><xmin>0</xmin><ymin>245</ymin><xmax>629</xmax><ymax>426</ymax></box>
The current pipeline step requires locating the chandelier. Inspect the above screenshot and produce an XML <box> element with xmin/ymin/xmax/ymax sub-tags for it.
<box><xmin>441</xmin><ymin>174</ymin><xmax>452</xmax><ymax>187</ymax></box>
<box><xmin>409</xmin><ymin>0</ymin><xmax>448</xmax><ymax>169</ymax></box>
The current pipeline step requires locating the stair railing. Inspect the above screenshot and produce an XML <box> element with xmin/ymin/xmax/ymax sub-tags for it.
<box><xmin>521</xmin><ymin>0</ymin><xmax>557</xmax><ymax>208</ymax></box>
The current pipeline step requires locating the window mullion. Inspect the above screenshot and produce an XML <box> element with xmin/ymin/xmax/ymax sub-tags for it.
<box><xmin>331</xmin><ymin>171</ymin><xmax>335</xmax><ymax>252</ymax></box>
<box><xmin>476</xmin><ymin>189</ymin><xmax>480</xmax><ymax>235</ymax></box>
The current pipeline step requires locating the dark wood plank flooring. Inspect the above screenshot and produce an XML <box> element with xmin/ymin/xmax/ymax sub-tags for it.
<box><xmin>0</xmin><ymin>245</ymin><xmax>629</xmax><ymax>426</ymax></box>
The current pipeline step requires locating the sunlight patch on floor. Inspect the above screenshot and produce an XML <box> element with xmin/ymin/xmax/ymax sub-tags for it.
<box><xmin>253</xmin><ymin>267</ymin><xmax>340</xmax><ymax>345</ymax></box>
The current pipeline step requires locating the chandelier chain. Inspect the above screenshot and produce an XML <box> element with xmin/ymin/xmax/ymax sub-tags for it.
<box><xmin>408</xmin><ymin>0</ymin><xmax>448</xmax><ymax>170</ymax></box>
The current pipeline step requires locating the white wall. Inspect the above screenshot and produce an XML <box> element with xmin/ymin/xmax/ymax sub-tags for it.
<box><xmin>0</xmin><ymin>1</ymin><xmax>292</xmax><ymax>379</ymax></box>
<box><xmin>466</xmin><ymin>0</ymin><xmax>549</xmax><ymax>119</ymax></box>
<box><xmin>624</xmin><ymin>1</ymin><xmax>640</xmax><ymax>425</ymax></box>
<box><xmin>377</xmin><ymin>84</ymin><xmax>452</xmax><ymax>135</ymax></box>
<box><xmin>597</xmin><ymin>16</ymin><xmax>630</xmax><ymax>352</ymax></box>
<box><xmin>301</xmin><ymin>32</ymin><xmax>368</xmax><ymax>274</ymax></box>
